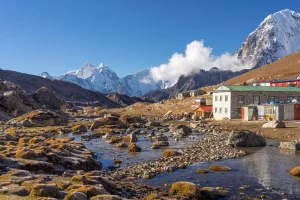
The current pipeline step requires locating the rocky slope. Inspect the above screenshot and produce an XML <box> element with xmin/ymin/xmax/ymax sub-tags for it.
<box><xmin>106</xmin><ymin>92</ymin><xmax>153</xmax><ymax>107</ymax></box>
<box><xmin>0</xmin><ymin>69</ymin><xmax>121</xmax><ymax>108</ymax></box>
<box><xmin>234</xmin><ymin>9</ymin><xmax>300</xmax><ymax>68</ymax></box>
<box><xmin>143</xmin><ymin>68</ymin><xmax>248</xmax><ymax>102</ymax></box>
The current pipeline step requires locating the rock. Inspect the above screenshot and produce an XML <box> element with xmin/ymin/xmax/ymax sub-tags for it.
<box><xmin>262</xmin><ymin>120</ymin><xmax>286</xmax><ymax>128</ymax></box>
<box><xmin>73</xmin><ymin>185</ymin><xmax>109</xmax><ymax>198</ymax></box>
<box><xmin>64</xmin><ymin>191</ymin><xmax>88</xmax><ymax>200</ymax></box>
<box><xmin>279</xmin><ymin>142</ymin><xmax>300</xmax><ymax>150</ymax></box>
<box><xmin>15</xmin><ymin>147</ymin><xmax>38</xmax><ymax>159</ymax></box>
<box><xmin>157</xmin><ymin>135</ymin><xmax>168</xmax><ymax>142</ymax></box>
<box><xmin>146</xmin><ymin>131</ymin><xmax>155</xmax><ymax>138</ymax></box>
<box><xmin>91</xmin><ymin>195</ymin><xmax>124</xmax><ymax>200</ymax></box>
<box><xmin>18</xmin><ymin>159</ymin><xmax>55</xmax><ymax>173</ymax></box>
<box><xmin>72</xmin><ymin>125</ymin><xmax>87</xmax><ymax>133</ymax></box>
<box><xmin>129</xmin><ymin>132</ymin><xmax>138</xmax><ymax>142</ymax></box>
<box><xmin>7</xmin><ymin>110</ymin><xmax>68</xmax><ymax>127</ymax></box>
<box><xmin>115</xmin><ymin>142</ymin><xmax>128</xmax><ymax>148</ymax></box>
<box><xmin>145</xmin><ymin>121</ymin><xmax>160</xmax><ymax>127</ymax></box>
<box><xmin>1</xmin><ymin>91</ymin><xmax>26</xmax><ymax>116</ymax></box>
<box><xmin>90</xmin><ymin>120</ymin><xmax>103</xmax><ymax>130</ymax></box>
<box><xmin>30</xmin><ymin>184</ymin><xmax>60</xmax><ymax>198</ymax></box>
<box><xmin>289</xmin><ymin>167</ymin><xmax>300</xmax><ymax>177</ymax></box>
<box><xmin>32</xmin><ymin>87</ymin><xmax>67</xmax><ymax>112</ymax></box>
<box><xmin>152</xmin><ymin>141</ymin><xmax>169</xmax><ymax>148</ymax></box>
<box><xmin>162</xmin><ymin>149</ymin><xmax>178</xmax><ymax>158</ymax></box>
<box><xmin>169</xmin><ymin>181</ymin><xmax>202</xmax><ymax>199</ymax></box>
<box><xmin>127</xmin><ymin>143</ymin><xmax>141</xmax><ymax>152</ymax></box>
<box><xmin>209</xmin><ymin>165</ymin><xmax>232</xmax><ymax>171</ymax></box>
<box><xmin>196</xmin><ymin>169</ymin><xmax>209</xmax><ymax>174</ymax></box>
<box><xmin>106</xmin><ymin>136</ymin><xmax>122</xmax><ymax>144</ymax></box>
<box><xmin>226</xmin><ymin>130</ymin><xmax>266</xmax><ymax>147</ymax></box>
<box><xmin>0</xmin><ymin>184</ymin><xmax>30</xmax><ymax>196</ymax></box>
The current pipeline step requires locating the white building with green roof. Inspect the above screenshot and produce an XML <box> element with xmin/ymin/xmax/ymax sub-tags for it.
<box><xmin>213</xmin><ymin>85</ymin><xmax>300</xmax><ymax>120</ymax></box>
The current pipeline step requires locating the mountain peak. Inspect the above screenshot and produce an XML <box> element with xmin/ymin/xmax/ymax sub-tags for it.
<box><xmin>39</xmin><ymin>72</ymin><xmax>52</xmax><ymax>79</ymax></box>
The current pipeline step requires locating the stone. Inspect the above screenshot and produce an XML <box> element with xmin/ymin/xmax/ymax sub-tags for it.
<box><xmin>209</xmin><ymin>165</ymin><xmax>231</xmax><ymax>171</ymax></box>
<box><xmin>145</xmin><ymin>121</ymin><xmax>160</xmax><ymax>127</ymax></box>
<box><xmin>162</xmin><ymin>149</ymin><xmax>177</xmax><ymax>158</ymax></box>
<box><xmin>279</xmin><ymin>142</ymin><xmax>300</xmax><ymax>150</ymax></box>
<box><xmin>32</xmin><ymin>87</ymin><xmax>67</xmax><ymax>112</ymax></box>
<box><xmin>91</xmin><ymin>195</ymin><xmax>124</xmax><ymax>200</ymax></box>
<box><xmin>157</xmin><ymin>135</ymin><xmax>168</xmax><ymax>142</ymax></box>
<box><xmin>15</xmin><ymin>147</ymin><xmax>38</xmax><ymax>159</ymax></box>
<box><xmin>262</xmin><ymin>120</ymin><xmax>286</xmax><ymax>128</ymax></box>
<box><xmin>127</xmin><ymin>143</ymin><xmax>141</xmax><ymax>152</ymax></box>
<box><xmin>64</xmin><ymin>191</ymin><xmax>88</xmax><ymax>200</ymax></box>
<box><xmin>90</xmin><ymin>120</ymin><xmax>103</xmax><ymax>130</ymax></box>
<box><xmin>226</xmin><ymin>130</ymin><xmax>266</xmax><ymax>147</ymax></box>
<box><xmin>152</xmin><ymin>141</ymin><xmax>169</xmax><ymax>148</ymax></box>
<box><xmin>0</xmin><ymin>184</ymin><xmax>30</xmax><ymax>196</ymax></box>
<box><xmin>129</xmin><ymin>132</ymin><xmax>138</xmax><ymax>142</ymax></box>
<box><xmin>30</xmin><ymin>184</ymin><xmax>60</xmax><ymax>198</ymax></box>
<box><xmin>73</xmin><ymin>185</ymin><xmax>109</xmax><ymax>198</ymax></box>
<box><xmin>196</xmin><ymin>169</ymin><xmax>209</xmax><ymax>174</ymax></box>
<box><xmin>289</xmin><ymin>166</ymin><xmax>300</xmax><ymax>177</ymax></box>
<box><xmin>7</xmin><ymin>110</ymin><xmax>68</xmax><ymax>127</ymax></box>
<box><xmin>72</xmin><ymin>125</ymin><xmax>87</xmax><ymax>133</ymax></box>
<box><xmin>115</xmin><ymin>142</ymin><xmax>128</xmax><ymax>148</ymax></box>
<box><xmin>169</xmin><ymin>181</ymin><xmax>202</xmax><ymax>199</ymax></box>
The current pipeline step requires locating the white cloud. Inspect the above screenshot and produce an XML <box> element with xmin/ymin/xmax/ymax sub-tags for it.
<box><xmin>149</xmin><ymin>40</ymin><xmax>249</xmax><ymax>85</ymax></box>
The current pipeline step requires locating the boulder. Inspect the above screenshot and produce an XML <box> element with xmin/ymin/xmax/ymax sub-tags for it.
<box><xmin>279</xmin><ymin>142</ymin><xmax>300</xmax><ymax>150</ymax></box>
<box><xmin>91</xmin><ymin>195</ymin><xmax>124</xmax><ymax>200</ymax></box>
<box><xmin>7</xmin><ymin>110</ymin><xmax>68</xmax><ymax>127</ymax></box>
<box><xmin>127</xmin><ymin>143</ymin><xmax>141</xmax><ymax>152</ymax></box>
<box><xmin>145</xmin><ymin>121</ymin><xmax>160</xmax><ymax>127</ymax></box>
<box><xmin>72</xmin><ymin>125</ymin><xmax>87</xmax><ymax>133</ymax></box>
<box><xmin>262</xmin><ymin>120</ymin><xmax>286</xmax><ymax>128</ymax></box>
<box><xmin>90</xmin><ymin>120</ymin><xmax>103</xmax><ymax>130</ymax></box>
<box><xmin>162</xmin><ymin>149</ymin><xmax>178</xmax><ymax>158</ymax></box>
<box><xmin>32</xmin><ymin>87</ymin><xmax>67</xmax><ymax>112</ymax></box>
<box><xmin>1</xmin><ymin>90</ymin><xmax>32</xmax><ymax>116</ymax></box>
<box><xmin>226</xmin><ymin>130</ymin><xmax>266</xmax><ymax>147</ymax></box>
<box><xmin>64</xmin><ymin>191</ymin><xmax>88</xmax><ymax>200</ymax></box>
<box><xmin>30</xmin><ymin>184</ymin><xmax>60</xmax><ymax>198</ymax></box>
<box><xmin>169</xmin><ymin>181</ymin><xmax>202</xmax><ymax>199</ymax></box>
<box><xmin>157</xmin><ymin>135</ymin><xmax>168</xmax><ymax>142</ymax></box>
<box><xmin>129</xmin><ymin>132</ymin><xmax>138</xmax><ymax>142</ymax></box>
<box><xmin>209</xmin><ymin>165</ymin><xmax>231</xmax><ymax>171</ymax></box>
<box><xmin>0</xmin><ymin>184</ymin><xmax>30</xmax><ymax>196</ymax></box>
<box><xmin>289</xmin><ymin>167</ymin><xmax>300</xmax><ymax>177</ymax></box>
<box><xmin>15</xmin><ymin>147</ymin><xmax>38</xmax><ymax>159</ymax></box>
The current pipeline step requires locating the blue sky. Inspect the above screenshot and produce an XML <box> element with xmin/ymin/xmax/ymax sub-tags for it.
<box><xmin>0</xmin><ymin>0</ymin><xmax>299</xmax><ymax>77</ymax></box>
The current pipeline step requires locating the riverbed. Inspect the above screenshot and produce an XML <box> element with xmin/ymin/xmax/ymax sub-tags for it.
<box><xmin>58</xmin><ymin>132</ymin><xmax>300</xmax><ymax>199</ymax></box>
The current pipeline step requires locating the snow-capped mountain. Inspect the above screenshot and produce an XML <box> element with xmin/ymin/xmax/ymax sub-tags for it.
<box><xmin>234</xmin><ymin>9</ymin><xmax>300</xmax><ymax>68</ymax></box>
<box><xmin>39</xmin><ymin>72</ymin><xmax>53</xmax><ymax>79</ymax></box>
<box><xmin>57</xmin><ymin>63</ymin><xmax>169</xmax><ymax>96</ymax></box>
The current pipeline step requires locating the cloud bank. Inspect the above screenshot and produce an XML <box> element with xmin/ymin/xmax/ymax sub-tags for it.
<box><xmin>149</xmin><ymin>40</ymin><xmax>249</xmax><ymax>85</ymax></box>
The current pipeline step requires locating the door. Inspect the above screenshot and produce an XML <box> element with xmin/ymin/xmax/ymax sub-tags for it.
<box><xmin>242</xmin><ymin>107</ymin><xmax>245</xmax><ymax>120</ymax></box>
<box><xmin>294</xmin><ymin>104</ymin><xmax>300</xmax><ymax>120</ymax></box>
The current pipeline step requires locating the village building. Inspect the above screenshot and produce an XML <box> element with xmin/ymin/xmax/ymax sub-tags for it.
<box><xmin>242</xmin><ymin>103</ymin><xmax>300</xmax><ymax>121</ymax></box>
<box><xmin>177</xmin><ymin>91</ymin><xmax>191</xmax><ymax>99</ymax></box>
<box><xmin>252</xmin><ymin>82</ymin><xmax>271</xmax><ymax>86</ymax></box>
<box><xmin>189</xmin><ymin>90</ymin><xmax>206</xmax><ymax>97</ymax></box>
<box><xmin>213</xmin><ymin>85</ymin><xmax>300</xmax><ymax>120</ymax></box>
<box><xmin>194</xmin><ymin>98</ymin><xmax>213</xmax><ymax>119</ymax></box>
<box><xmin>270</xmin><ymin>79</ymin><xmax>300</xmax><ymax>87</ymax></box>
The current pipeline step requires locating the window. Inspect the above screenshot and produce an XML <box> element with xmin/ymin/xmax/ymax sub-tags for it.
<box><xmin>238</xmin><ymin>95</ymin><xmax>245</xmax><ymax>104</ymax></box>
<box><xmin>219</xmin><ymin>108</ymin><xmax>222</xmax><ymax>114</ymax></box>
<box><xmin>215</xmin><ymin>107</ymin><xmax>217</xmax><ymax>113</ymax></box>
<box><xmin>225</xmin><ymin>108</ymin><xmax>228</xmax><ymax>114</ymax></box>
<box><xmin>220</xmin><ymin>95</ymin><xmax>223</xmax><ymax>101</ymax></box>
<box><xmin>279</xmin><ymin>83</ymin><xmax>283</xmax><ymax>87</ymax></box>
<box><xmin>265</xmin><ymin>108</ymin><xmax>274</xmax><ymax>115</ymax></box>
<box><xmin>269</xmin><ymin>96</ymin><xmax>276</xmax><ymax>101</ymax></box>
<box><xmin>253</xmin><ymin>95</ymin><xmax>260</xmax><ymax>104</ymax></box>
<box><xmin>215</xmin><ymin>95</ymin><xmax>218</xmax><ymax>101</ymax></box>
<box><xmin>225</xmin><ymin>95</ymin><xmax>228</xmax><ymax>102</ymax></box>
<box><xmin>287</xmin><ymin>96</ymin><xmax>294</xmax><ymax>101</ymax></box>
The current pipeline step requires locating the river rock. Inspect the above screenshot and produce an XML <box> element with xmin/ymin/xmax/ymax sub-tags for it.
<box><xmin>289</xmin><ymin>166</ymin><xmax>300</xmax><ymax>177</ymax></box>
<box><xmin>129</xmin><ymin>132</ymin><xmax>138</xmax><ymax>142</ymax></box>
<box><xmin>91</xmin><ymin>194</ymin><xmax>124</xmax><ymax>200</ymax></box>
<box><xmin>226</xmin><ymin>130</ymin><xmax>266</xmax><ymax>147</ymax></box>
<box><xmin>145</xmin><ymin>121</ymin><xmax>160</xmax><ymax>127</ymax></box>
<box><xmin>169</xmin><ymin>181</ymin><xmax>202</xmax><ymax>199</ymax></box>
<box><xmin>127</xmin><ymin>143</ymin><xmax>141</xmax><ymax>152</ymax></box>
<box><xmin>157</xmin><ymin>135</ymin><xmax>168</xmax><ymax>142</ymax></box>
<box><xmin>30</xmin><ymin>184</ymin><xmax>60</xmax><ymax>198</ymax></box>
<box><xmin>279</xmin><ymin>142</ymin><xmax>300</xmax><ymax>150</ymax></box>
<box><xmin>64</xmin><ymin>191</ymin><xmax>88</xmax><ymax>200</ymax></box>
<box><xmin>262</xmin><ymin>120</ymin><xmax>286</xmax><ymax>128</ymax></box>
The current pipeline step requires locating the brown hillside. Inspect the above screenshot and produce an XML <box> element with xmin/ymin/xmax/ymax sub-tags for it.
<box><xmin>224</xmin><ymin>50</ymin><xmax>300</xmax><ymax>85</ymax></box>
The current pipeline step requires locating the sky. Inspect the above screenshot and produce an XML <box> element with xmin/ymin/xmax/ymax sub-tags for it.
<box><xmin>0</xmin><ymin>0</ymin><xmax>300</xmax><ymax>77</ymax></box>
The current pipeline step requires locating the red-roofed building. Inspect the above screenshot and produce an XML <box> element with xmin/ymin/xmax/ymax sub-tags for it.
<box><xmin>194</xmin><ymin>105</ymin><xmax>213</xmax><ymax>119</ymax></box>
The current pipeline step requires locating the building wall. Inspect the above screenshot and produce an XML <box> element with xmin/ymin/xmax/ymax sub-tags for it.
<box><xmin>213</xmin><ymin>92</ymin><xmax>231</xmax><ymax>120</ymax></box>
<box><xmin>271</xmin><ymin>80</ymin><xmax>300</xmax><ymax>87</ymax></box>
<box><xmin>214</xmin><ymin>90</ymin><xmax>300</xmax><ymax>119</ymax></box>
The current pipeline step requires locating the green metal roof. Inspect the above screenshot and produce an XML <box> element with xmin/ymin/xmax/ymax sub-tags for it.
<box><xmin>219</xmin><ymin>85</ymin><xmax>300</xmax><ymax>92</ymax></box>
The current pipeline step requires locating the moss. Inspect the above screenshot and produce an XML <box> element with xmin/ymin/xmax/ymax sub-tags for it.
<box><xmin>15</xmin><ymin>147</ymin><xmax>38</xmax><ymax>159</ymax></box>
<box><xmin>30</xmin><ymin>184</ymin><xmax>60</xmax><ymax>198</ymax></box>
<box><xmin>27</xmin><ymin>137</ymin><xmax>43</xmax><ymax>144</ymax></box>
<box><xmin>209</xmin><ymin>165</ymin><xmax>232</xmax><ymax>172</ymax></box>
<box><xmin>57</xmin><ymin>181</ymin><xmax>71</xmax><ymax>190</ymax></box>
<box><xmin>110</xmin><ymin>136</ymin><xmax>122</xmax><ymax>143</ymax></box>
<box><xmin>70</xmin><ymin>175</ymin><xmax>84</xmax><ymax>184</ymax></box>
<box><xmin>65</xmin><ymin>184</ymin><xmax>82</xmax><ymax>192</ymax></box>
<box><xmin>71</xmin><ymin>125</ymin><xmax>81</xmax><ymax>132</ymax></box>
<box><xmin>162</xmin><ymin>149</ymin><xmax>176</xmax><ymax>158</ymax></box>
<box><xmin>146</xmin><ymin>193</ymin><xmax>158</xmax><ymax>200</ymax></box>
<box><xmin>5</xmin><ymin>127</ymin><xmax>16</xmax><ymax>135</ymax></box>
<box><xmin>72</xmin><ymin>185</ymin><xmax>106</xmax><ymax>198</ymax></box>
<box><xmin>123</xmin><ymin>136</ymin><xmax>131</xmax><ymax>142</ymax></box>
<box><xmin>18</xmin><ymin>138</ymin><xmax>29</xmax><ymax>147</ymax></box>
<box><xmin>127</xmin><ymin>143</ymin><xmax>141</xmax><ymax>152</ymax></box>
<box><xmin>288</xmin><ymin>166</ymin><xmax>300</xmax><ymax>177</ymax></box>
<box><xmin>169</xmin><ymin>181</ymin><xmax>201</xmax><ymax>199</ymax></box>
